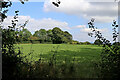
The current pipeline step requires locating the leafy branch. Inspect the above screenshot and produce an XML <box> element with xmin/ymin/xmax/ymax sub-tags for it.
<box><xmin>88</xmin><ymin>19</ymin><xmax>120</xmax><ymax>78</ymax></box>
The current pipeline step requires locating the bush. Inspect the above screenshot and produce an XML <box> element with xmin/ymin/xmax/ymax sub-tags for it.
<box><xmin>94</xmin><ymin>39</ymin><xmax>103</xmax><ymax>46</ymax></box>
<box><xmin>113</xmin><ymin>42</ymin><xmax>120</xmax><ymax>46</ymax></box>
<box><xmin>70</xmin><ymin>40</ymin><xmax>79</xmax><ymax>44</ymax></box>
<box><xmin>83</xmin><ymin>41</ymin><xmax>91</xmax><ymax>45</ymax></box>
<box><xmin>88</xmin><ymin>19</ymin><xmax>120</xmax><ymax>78</ymax></box>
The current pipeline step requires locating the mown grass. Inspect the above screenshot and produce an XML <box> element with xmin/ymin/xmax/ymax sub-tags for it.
<box><xmin>15</xmin><ymin>44</ymin><xmax>102</xmax><ymax>78</ymax></box>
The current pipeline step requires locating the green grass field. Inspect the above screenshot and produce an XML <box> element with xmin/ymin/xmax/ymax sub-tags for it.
<box><xmin>15</xmin><ymin>44</ymin><xmax>102</xmax><ymax>78</ymax></box>
<box><xmin>16</xmin><ymin>44</ymin><xmax>102</xmax><ymax>63</ymax></box>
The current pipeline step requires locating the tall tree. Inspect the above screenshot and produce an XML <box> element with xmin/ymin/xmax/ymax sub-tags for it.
<box><xmin>52</xmin><ymin>27</ymin><xmax>63</xmax><ymax>44</ymax></box>
<box><xmin>33</xmin><ymin>29</ymin><xmax>47</xmax><ymax>43</ymax></box>
<box><xmin>19</xmin><ymin>28</ymin><xmax>32</xmax><ymax>41</ymax></box>
<box><xmin>46</xmin><ymin>29</ymin><xmax>53</xmax><ymax>42</ymax></box>
<box><xmin>63</xmin><ymin>31</ymin><xmax>72</xmax><ymax>43</ymax></box>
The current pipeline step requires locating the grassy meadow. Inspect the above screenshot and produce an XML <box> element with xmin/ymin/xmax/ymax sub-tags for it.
<box><xmin>14</xmin><ymin>44</ymin><xmax>103</xmax><ymax>78</ymax></box>
<box><xmin>16</xmin><ymin>44</ymin><xmax>102</xmax><ymax>63</ymax></box>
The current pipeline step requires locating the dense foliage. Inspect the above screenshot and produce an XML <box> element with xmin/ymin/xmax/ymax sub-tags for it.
<box><xmin>94</xmin><ymin>39</ymin><xmax>103</xmax><ymax>46</ymax></box>
<box><xmin>52</xmin><ymin>27</ymin><xmax>72</xmax><ymax>44</ymax></box>
<box><xmin>19</xmin><ymin>28</ymin><xmax>32</xmax><ymax>41</ymax></box>
<box><xmin>2</xmin><ymin>9</ymin><xmax>24</xmax><ymax>79</ymax></box>
<box><xmin>2</xmin><ymin>0</ymin><xmax>120</xmax><ymax>79</ymax></box>
<box><xmin>1</xmin><ymin>1</ymin><xmax>33</xmax><ymax>79</ymax></box>
<box><xmin>1</xmin><ymin>0</ymin><xmax>83</xmax><ymax>79</ymax></box>
<box><xmin>88</xmin><ymin>19</ymin><xmax>120</xmax><ymax>78</ymax></box>
<box><xmin>17</xmin><ymin>27</ymin><xmax>73</xmax><ymax>44</ymax></box>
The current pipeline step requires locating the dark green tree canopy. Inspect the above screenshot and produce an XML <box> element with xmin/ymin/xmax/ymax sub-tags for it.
<box><xmin>52</xmin><ymin>27</ymin><xmax>63</xmax><ymax>44</ymax></box>
<box><xmin>19</xmin><ymin>28</ymin><xmax>32</xmax><ymax>41</ymax></box>
<box><xmin>52</xmin><ymin>27</ymin><xmax>72</xmax><ymax>44</ymax></box>
<box><xmin>33</xmin><ymin>27</ymin><xmax>72</xmax><ymax>44</ymax></box>
<box><xmin>33</xmin><ymin>29</ymin><xmax>47</xmax><ymax>43</ymax></box>
<box><xmin>46</xmin><ymin>29</ymin><xmax>53</xmax><ymax>42</ymax></box>
<box><xmin>94</xmin><ymin>39</ymin><xmax>103</xmax><ymax>45</ymax></box>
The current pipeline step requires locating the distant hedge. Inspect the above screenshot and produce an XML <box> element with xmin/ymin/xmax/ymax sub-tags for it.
<box><xmin>17</xmin><ymin>40</ymin><xmax>53</xmax><ymax>44</ymax></box>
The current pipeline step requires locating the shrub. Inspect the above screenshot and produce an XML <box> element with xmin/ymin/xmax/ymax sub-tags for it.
<box><xmin>88</xmin><ymin>19</ymin><xmax>120</xmax><ymax>78</ymax></box>
<box><xmin>94</xmin><ymin>39</ymin><xmax>103</xmax><ymax>46</ymax></box>
<box><xmin>83</xmin><ymin>41</ymin><xmax>91</xmax><ymax>45</ymax></box>
<box><xmin>70</xmin><ymin>40</ymin><xmax>79</xmax><ymax>44</ymax></box>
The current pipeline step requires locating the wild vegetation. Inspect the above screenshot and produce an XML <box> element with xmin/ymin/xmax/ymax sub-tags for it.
<box><xmin>88</xmin><ymin>19</ymin><xmax>120</xmax><ymax>78</ymax></box>
<box><xmin>1</xmin><ymin>0</ymin><xmax>120</xmax><ymax>79</ymax></box>
<box><xmin>17</xmin><ymin>44</ymin><xmax>102</xmax><ymax>63</ymax></box>
<box><xmin>17</xmin><ymin>27</ymin><xmax>73</xmax><ymax>44</ymax></box>
<box><xmin>14</xmin><ymin>44</ymin><xmax>102</xmax><ymax>78</ymax></box>
<box><xmin>1</xmin><ymin>1</ymin><xmax>99</xmax><ymax>79</ymax></box>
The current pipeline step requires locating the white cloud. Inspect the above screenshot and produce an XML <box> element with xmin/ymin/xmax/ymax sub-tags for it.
<box><xmin>1</xmin><ymin>15</ymin><xmax>113</xmax><ymax>43</ymax></box>
<box><xmin>2</xmin><ymin>16</ymin><xmax>70</xmax><ymax>32</ymax></box>
<box><xmin>72</xmin><ymin>32</ymin><xmax>96</xmax><ymax>42</ymax></box>
<box><xmin>81</xmin><ymin>28</ymin><xmax>91</xmax><ymax>32</ymax></box>
<box><xmin>75</xmin><ymin>25</ymin><xmax>86</xmax><ymax>28</ymax></box>
<box><xmin>70</xmin><ymin>24</ymin><xmax>108</xmax><ymax>33</ymax></box>
<box><xmin>69</xmin><ymin>24</ymin><xmax>111</xmax><ymax>42</ymax></box>
<box><xmin>71</xmin><ymin>25</ymin><xmax>86</xmax><ymax>29</ymax></box>
<box><xmin>44</xmin><ymin>0</ymin><xmax>118</xmax><ymax>23</ymax></box>
<box><xmin>80</xmin><ymin>28</ymin><xmax>108</xmax><ymax>33</ymax></box>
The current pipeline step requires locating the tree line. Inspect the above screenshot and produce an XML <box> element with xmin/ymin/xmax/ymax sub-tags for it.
<box><xmin>15</xmin><ymin>26</ymin><xmax>104</xmax><ymax>45</ymax></box>
<box><xmin>16</xmin><ymin>27</ymin><xmax>102</xmax><ymax>44</ymax></box>
<box><xmin>16</xmin><ymin>27</ymin><xmax>73</xmax><ymax>44</ymax></box>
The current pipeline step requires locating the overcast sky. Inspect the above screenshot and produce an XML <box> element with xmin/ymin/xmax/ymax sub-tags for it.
<box><xmin>2</xmin><ymin>0</ymin><xmax>119</xmax><ymax>42</ymax></box>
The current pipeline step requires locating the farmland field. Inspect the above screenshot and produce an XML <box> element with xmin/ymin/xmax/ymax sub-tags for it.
<box><xmin>15</xmin><ymin>44</ymin><xmax>103</xmax><ymax>78</ymax></box>
<box><xmin>15</xmin><ymin>44</ymin><xmax>102</xmax><ymax>63</ymax></box>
